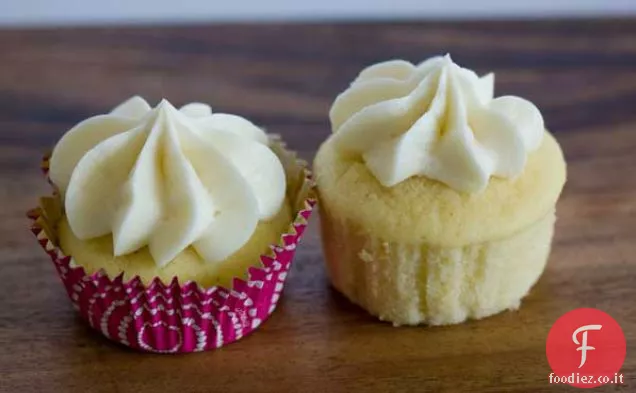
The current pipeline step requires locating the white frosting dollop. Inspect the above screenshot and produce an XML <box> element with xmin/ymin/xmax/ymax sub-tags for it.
<box><xmin>330</xmin><ymin>55</ymin><xmax>544</xmax><ymax>192</ymax></box>
<box><xmin>49</xmin><ymin>96</ymin><xmax>286</xmax><ymax>267</ymax></box>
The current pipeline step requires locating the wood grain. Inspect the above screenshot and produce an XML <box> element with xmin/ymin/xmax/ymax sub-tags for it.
<box><xmin>1</xmin><ymin>20</ymin><xmax>635</xmax><ymax>393</ymax></box>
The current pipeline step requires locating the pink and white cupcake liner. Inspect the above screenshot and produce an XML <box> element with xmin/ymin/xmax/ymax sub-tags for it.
<box><xmin>29</xmin><ymin>146</ymin><xmax>315</xmax><ymax>353</ymax></box>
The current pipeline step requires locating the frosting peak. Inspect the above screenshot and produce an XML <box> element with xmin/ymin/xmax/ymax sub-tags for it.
<box><xmin>50</xmin><ymin>96</ymin><xmax>286</xmax><ymax>266</ymax></box>
<box><xmin>330</xmin><ymin>55</ymin><xmax>544</xmax><ymax>192</ymax></box>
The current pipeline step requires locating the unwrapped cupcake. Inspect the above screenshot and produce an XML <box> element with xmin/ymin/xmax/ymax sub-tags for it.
<box><xmin>315</xmin><ymin>55</ymin><xmax>566</xmax><ymax>326</ymax></box>
<box><xmin>30</xmin><ymin>96</ymin><xmax>315</xmax><ymax>352</ymax></box>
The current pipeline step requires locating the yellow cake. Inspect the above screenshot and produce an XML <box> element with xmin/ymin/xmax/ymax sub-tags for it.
<box><xmin>47</xmin><ymin>96</ymin><xmax>308</xmax><ymax>288</ymax></box>
<box><xmin>315</xmin><ymin>55</ymin><xmax>567</xmax><ymax>325</ymax></box>
<box><xmin>57</xmin><ymin>202</ymin><xmax>291</xmax><ymax>288</ymax></box>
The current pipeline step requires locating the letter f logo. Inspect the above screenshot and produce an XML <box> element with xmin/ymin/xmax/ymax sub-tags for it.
<box><xmin>547</xmin><ymin>309</ymin><xmax>625</xmax><ymax>388</ymax></box>
<box><xmin>572</xmin><ymin>324</ymin><xmax>602</xmax><ymax>368</ymax></box>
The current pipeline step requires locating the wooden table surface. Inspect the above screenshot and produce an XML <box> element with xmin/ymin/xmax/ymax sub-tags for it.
<box><xmin>1</xmin><ymin>19</ymin><xmax>635</xmax><ymax>393</ymax></box>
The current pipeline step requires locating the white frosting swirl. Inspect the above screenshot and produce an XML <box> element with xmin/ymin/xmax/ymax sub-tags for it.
<box><xmin>330</xmin><ymin>55</ymin><xmax>544</xmax><ymax>192</ymax></box>
<box><xmin>49</xmin><ymin>96</ymin><xmax>286</xmax><ymax>267</ymax></box>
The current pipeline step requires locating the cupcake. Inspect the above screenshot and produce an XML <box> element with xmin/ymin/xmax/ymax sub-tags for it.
<box><xmin>30</xmin><ymin>96</ymin><xmax>315</xmax><ymax>352</ymax></box>
<box><xmin>315</xmin><ymin>55</ymin><xmax>566</xmax><ymax>326</ymax></box>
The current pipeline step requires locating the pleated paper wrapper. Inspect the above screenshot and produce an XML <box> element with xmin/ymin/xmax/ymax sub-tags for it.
<box><xmin>28</xmin><ymin>136</ymin><xmax>316</xmax><ymax>353</ymax></box>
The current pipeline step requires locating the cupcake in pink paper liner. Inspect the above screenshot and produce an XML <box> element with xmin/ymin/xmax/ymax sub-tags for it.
<box><xmin>28</xmin><ymin>96</ymin><xmax>315</xmax><ymax>353</ymax></box>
